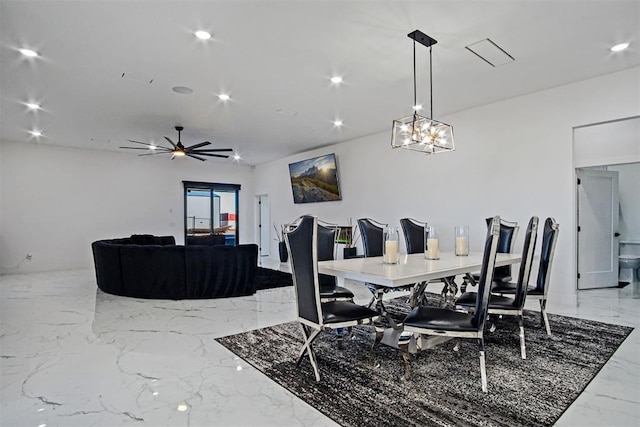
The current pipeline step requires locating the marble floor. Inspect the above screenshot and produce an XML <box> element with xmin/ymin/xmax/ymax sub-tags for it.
<box><xmin>1</xmin><ymin>269</ymin><xmax>639</xmax><ymax>427</ymax></box>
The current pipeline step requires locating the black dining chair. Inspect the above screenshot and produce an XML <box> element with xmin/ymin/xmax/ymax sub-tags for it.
<box><xmin>357</xmin><ymin>218</ymin><xmax>388</xmax><ymax>308</ymax></box>
<box><xmin>358</xmin><ymin>218</ymin><xmax>386</xmax><ymax>257</ymax></box>
<box><xmin>456</xmin><ymin>216</ymin><xmax>539</xmax><ymax>359</ymax></box>
<box><xmin>285</xmin><ymin>215</ymin><xmax>380</xmax><ymax>381</ymax></box>
<box><xmin>399</xmin><ymin>218</ymin><xmax>437</xmax><ymax>306</ymax></box>
<box><xmin>402</xmin><ymin>216</ymin><xmax>502</xmax><ymax>392</ymax></box>
<box><xmin>492</xmin><ymin>217</ymin><xmax>559</xmax><ymax>335</ymax></box>
<box><xmin>317</xmin><ymin>221</ymin><xmax>355</xmax><ymax>303</ymax></box>
<box><xmin>463</xmin><ymin>217</ymin><xmax>519</xmax><ymax>292</ymax></box>
<box><xmin>399</xmin><ymin>218</ymin><xmax>426</xmax><ymax>254</ymax></box>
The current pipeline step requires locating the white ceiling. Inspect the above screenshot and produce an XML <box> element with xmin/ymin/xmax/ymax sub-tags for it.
<box><xmin>1</xmin><ymin>0</ymin><xmax>639</xmax><ymax>165</ymax></box>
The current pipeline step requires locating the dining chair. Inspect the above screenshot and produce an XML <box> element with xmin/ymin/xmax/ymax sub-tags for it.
<box><xmin>492</xmin><ymin>217</ymin><xmax>559</xmax><ymax>335</ymax></box>
<box><xmin>317</xmin><ymin>220</ymin><xmax>355</xmax><ymax>303</ymax></box>
<box><xmin>456</xmin><ymin>216</ymin><xmax>539</xmax><ymax>359</ymax></box>
<box><xmin>402</xmin><ymin>216</ymin><xmax>502</xmax><ymax>392</ymax></box>
<box><xmin>357</xmin><ymin>218</ymin><xmax>389</xmax><ymax>308</ymax></box>
<box><xmin>285</xmin><ymin>215</ymin><xmax>380</xmax><ymax>381</ymax></box>
<box><xmin>357</xmin><ymin>218</ymin><xmax>387</xmax><ymax>257</ymax></box>
<box><xmin>462</xmin><ymin>217</ymin><xmax>519</xmax><ymax>293</ymax></box>
<box><xmin>399</xmin><ymin>218</ymin><xmax>439</xmax><ymax>306</ymax></box>
<box><xmin>399</xmin><ymin>218</ymin><xmax>426</xmax><ymax>254</ymax></box>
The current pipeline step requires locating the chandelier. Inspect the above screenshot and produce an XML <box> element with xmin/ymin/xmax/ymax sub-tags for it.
<box><xmin>391</xmin><ymin>30</ymin><xmax>455</xmax><ymax>154</ymax></box>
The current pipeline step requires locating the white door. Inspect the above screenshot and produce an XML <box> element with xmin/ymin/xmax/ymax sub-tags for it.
<box><xmin>255</xmin><ymin>194</ymin><xmax>270</xmax><ymax>257</ymax></box>
<box><xmin>577</xmin><ymin>169</ymin><xmax>620</xmax><ymax>289</ymax></box>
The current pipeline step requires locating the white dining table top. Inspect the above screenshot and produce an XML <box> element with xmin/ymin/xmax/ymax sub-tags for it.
<box><xmin>318</xmin><ymin>251</ymin><xmax>522</xmax><ymax>288</ymax></box>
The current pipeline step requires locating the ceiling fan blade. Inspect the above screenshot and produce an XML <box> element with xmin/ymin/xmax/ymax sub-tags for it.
<box><xmin>193</xmin><ymin>148</ymin><xmax>234</xmax><ymax>152</ymax></box>
<box><xmin>194</xmin><ymin>152</ymin><xmax>230</xmax><ymax>158</ymax></box>
<box><xmin>187</xmin><ymin>153</ymin><xmax>207</xmax><ymax>161</ymax></box>
<box><xmin>164</xmin><ymin>136</ymin><xmax>177</xmax><ymax>148</ymax></box>
<box><xmin>185</xmin><ymin>141</ymin><xmax>211</xmax><ymax>150</ymax></box>
<box><xmin>138</xmin><ymin>151</ymin><xmax>170</xmax><ymax>156</ymax></box>
<box><xmin>127</xmin><ymin>140</ymin><xmax>157</xmax><ymax>147</ymax></box>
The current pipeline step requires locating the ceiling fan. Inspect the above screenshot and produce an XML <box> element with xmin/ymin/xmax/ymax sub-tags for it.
<box><xmin>120</xmin><ymin>126</ymin><xmax>233</xmax><ymax>161</ymax></box>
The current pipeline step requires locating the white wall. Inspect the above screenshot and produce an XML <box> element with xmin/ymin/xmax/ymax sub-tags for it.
<box><xmin>0</xmin><ymin>142</ymin><xmax>254</xmax><ymax>274</ymax></box>
<box><xmin>254</xmin><ymin>67</ymin><xmax>640</xmax><ymax>296</ymax></box>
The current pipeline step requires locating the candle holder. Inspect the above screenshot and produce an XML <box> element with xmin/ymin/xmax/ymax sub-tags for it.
<box><xmin>425</xmin><ymin>225</ymin><xmax>439</xmax><ymax>260</ymax></box>
<box><xmin>383</xmin><ymin>226</ymin><xmax>399</xmax><ymax>264</ymax></box>
<box><xmin>455</xmin><ymin>225</ymin><xmax>469</xmax><ymax>256</ymax></box>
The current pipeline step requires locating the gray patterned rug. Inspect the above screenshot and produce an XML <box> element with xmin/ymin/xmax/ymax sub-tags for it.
<box><xmin>216</xmin><ymin>296</ymin><xmax>633</xmax><ymax>426</ymax></box>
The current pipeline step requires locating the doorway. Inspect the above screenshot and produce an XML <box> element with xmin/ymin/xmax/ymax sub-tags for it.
<box><xmin>573</xmin><ymin>115</ymin><xmax>640</xmax><ymax>290</ymax></box>
<box><xmin>183</xmin><ymin>181</ymin><xmax>240</xmax><ymax>246</ymax></box>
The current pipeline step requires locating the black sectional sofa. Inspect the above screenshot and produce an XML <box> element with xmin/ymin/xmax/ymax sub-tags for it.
<box><xmin>92</xmin><ymin>234</ymin><xmax>258</xmax><ymax>300</ymax></box>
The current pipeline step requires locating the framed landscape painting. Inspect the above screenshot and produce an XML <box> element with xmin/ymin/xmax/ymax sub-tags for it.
<box><xmin>288</xmin><ymin>153</ymin><xmax>342</xmax><ymax>204</ymax></box>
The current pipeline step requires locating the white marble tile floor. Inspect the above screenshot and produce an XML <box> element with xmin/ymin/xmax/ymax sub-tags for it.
<box><xmin>1</xmin><ymin>270</ymin><xmax>638</xmax><ymax>426</ymax></box>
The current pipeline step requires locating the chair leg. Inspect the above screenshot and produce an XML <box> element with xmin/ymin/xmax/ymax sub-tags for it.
<box><xmin>518</xmin><ymin>315</ymin><xmax>527</xmax><ymax>360</ymax></box>
<box><xmin>400</xmin><ymin>341</ymin><xmax>412</xmax><ymax>381</ymax></box>
<box><xmin>540</xmin><ymin>299</ymin><xmax>551</xmax><ymax>336</ymax></box>
<box><xmin>368</xmin><ymin>326</ymin><xmax>384</xmax><ymax>369</ymax></box>
<box><xmin>296</xmin><ymin>324</ymin><xmax>321</xmax><ymax>381</ymax></box>
<box><xmin>478</xmin><ymin>338</ymin><xmax>488</xmax><ymax>393</ymax></box>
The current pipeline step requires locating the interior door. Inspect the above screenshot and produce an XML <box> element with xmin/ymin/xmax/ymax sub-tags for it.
<box><xmin>257</xmin><ymin>194</ymin><xmax>270</xmax><ymax>257</ymax></box>
<box><xmin>577</xmin><ymin>169</ymin><xmax>620</xmax><ymax>289</ymax></box>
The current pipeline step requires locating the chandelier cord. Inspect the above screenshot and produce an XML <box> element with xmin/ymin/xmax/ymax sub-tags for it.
<box><xmin>429</xmin><ymin>45</ymin><xmax>433</xmax><ymax>119</ymax></box>
<box><xmin>413</xmin><ymin>39</ymin><xmax>417</xmax><ymax>115</ymax></box>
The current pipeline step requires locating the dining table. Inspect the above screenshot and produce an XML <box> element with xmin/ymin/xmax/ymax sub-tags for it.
<box><xmin>318</xmin><ymin>251</ymin><xmax>523</xmax><ymax>351</ymax></box>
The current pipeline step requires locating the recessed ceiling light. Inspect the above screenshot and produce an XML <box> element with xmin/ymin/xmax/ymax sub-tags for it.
<box><xmin>149</xmin><ymin>144</ymin><xmax>157</xmax><ymax>150</ymax></box>
<box><xmin>19</xmin><ymin>48</ymin><xmax>38</xmax><ymax>57</ymax></box>
<box><xmin>413</xmin><ymin>104</ymin><xmax>423</xmax><ymax>111</ymax></box>
<box><xmin>177</xmin><ymin>404</ymin><xmax>188</xmax><ymax>412</ymax></box>
<box><xmin>29</xmin><ymin>130</ymin><xmax>42</xmax><ymax>137</ymax></box>
<box><xmin>233</xmin><ymin>153</ymin><xmax>241</xmax><ymax>160</ymax></box>
<box><xmin>218</xmin><ymin>94</ymin><xmax>230</xmax><ymax>101</ymax></box>
<box><xmin>195</xmin><ymin>30</ymin><xmax>211</xmax><ymax>40</ymax></box>
<box><xmin>333</xmin><ymin>120</ymin><xmax>343</xmax><ymax>127</ymax></box>
<box><xmin>611</xmin><ymin>42</ymin><xmax>630</xmax><ymax>52</ymax></box>
<box><xmin>172</xmin><ymin>86</ymin><xmax>193</xmax><ymax>94</ymax></box>
<box><xmin>25</xmin><ymin>102</ymin><xmax>41</xmax><ymax>110</ymax></box>
<box><xmin>330</xmin><ymin>76</ymin><xmax>342</xmax><ymax>84</ymax></box>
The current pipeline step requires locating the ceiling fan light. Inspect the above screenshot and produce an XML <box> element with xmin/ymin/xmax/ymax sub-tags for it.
<box><xmin>19</xmin><ymin>48</ymin><xmax>38</xmax><ymax>57</ymax></box>
<box><xmin>173</xmin><ymin>150</ymin><xmax>186</xmax><ymax>157</ymax></box>
<box><xmin>195</xmin><ymin>31</ymin><xmax>211</xmax><ymax>40</ymax></box>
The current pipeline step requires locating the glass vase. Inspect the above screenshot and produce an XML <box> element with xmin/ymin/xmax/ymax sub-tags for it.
<box><xmin>383</xmin><ymin>226</ymin><xmax>399</xmax><ymax>264</ymax></box>
<box><xmin>455</xmin><ymin>225</ymin><xmax>469</xmax><ymax>256</ymax></box>
<box><xmin>425</xmin><ymin>225</ymin><xmax>439</xmax><ymax>260</ymax></box>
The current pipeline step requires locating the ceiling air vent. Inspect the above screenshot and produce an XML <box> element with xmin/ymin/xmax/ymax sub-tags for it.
<box><xmin>465</xmin><ymin>39</ymin><xmax>514</xmax><ymax>67</ymax></box>
<box><xmin>121</xmin><ymin>72</ymin><xmax>154</xmax><ymax>84</ymax></box>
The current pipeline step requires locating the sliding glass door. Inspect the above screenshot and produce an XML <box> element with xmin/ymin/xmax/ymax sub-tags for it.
<box><xmin>184</xmin><ymin>181</ymin><xmax>240</xmax><ymax>246</ymax></box>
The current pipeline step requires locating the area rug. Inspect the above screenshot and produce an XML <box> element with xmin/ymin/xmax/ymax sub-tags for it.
<box><xmin>255</xmin><ymin>267</ymin><xmax>292</xmax><ymax>290</ymax></box>
<box><xmin>216</xmin><ymin>296</ymin><xmax>633</xmax><ymax>427</ymax></box>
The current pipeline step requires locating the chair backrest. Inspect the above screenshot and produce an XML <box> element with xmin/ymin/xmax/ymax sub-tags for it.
<box><xmin>535</xmin><ymin>217</ymin><xmax>560</xmax><ymax>296</ymax></box>
<box><xmin>485</xmin><ymin>217</ymin><xmax>519</xmax><ymax>281</ymax></box>
<box><xmin>285</xmin><ymin>215</ymin><xmax>322</xmax><ymax>326</ymax></box>
<box><xmin>317</xmin><ymin>222</ymin><xmax>338</xmax><ymax>287</ymax></box>
<box><xmin>358</xmin><ymin>218</ymin><xmax>386</xmax><ymax>257</ymax></box>
<box><xmin>400</xmin><ymin>218</ymin><xmax>426</xmax><ymax>254</ymax></box>
<box><xmin>473</xmin><ymin>216</ymin><xmax>502</xmax><ymax>330</ymax></box>
<box><xmin>513</xmin><ymin>216</ymin><xmax>539</xmax><ymax>308</ymax></box>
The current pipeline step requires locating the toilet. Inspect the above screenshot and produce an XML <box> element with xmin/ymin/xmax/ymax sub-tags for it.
<box><xmin>619</xmin><ymin>241</ymin><xmax>640</xmax><ymax>283</ymax></box>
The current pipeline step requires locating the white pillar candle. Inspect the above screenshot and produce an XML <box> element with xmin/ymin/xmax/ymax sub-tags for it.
<box><xmin>426</xmin><ymin>238</ymin><xmax>439</xmax><ymax>259</ymax></box>
<box><xmin>455</xmin><ymin>236</ymin><xmax>468</xmax><ymax>256</ymax></box>
<box><xmin>384</xmin><ymin>240</ymin><xmax>399</xmax><ymax>264</ymax></box>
